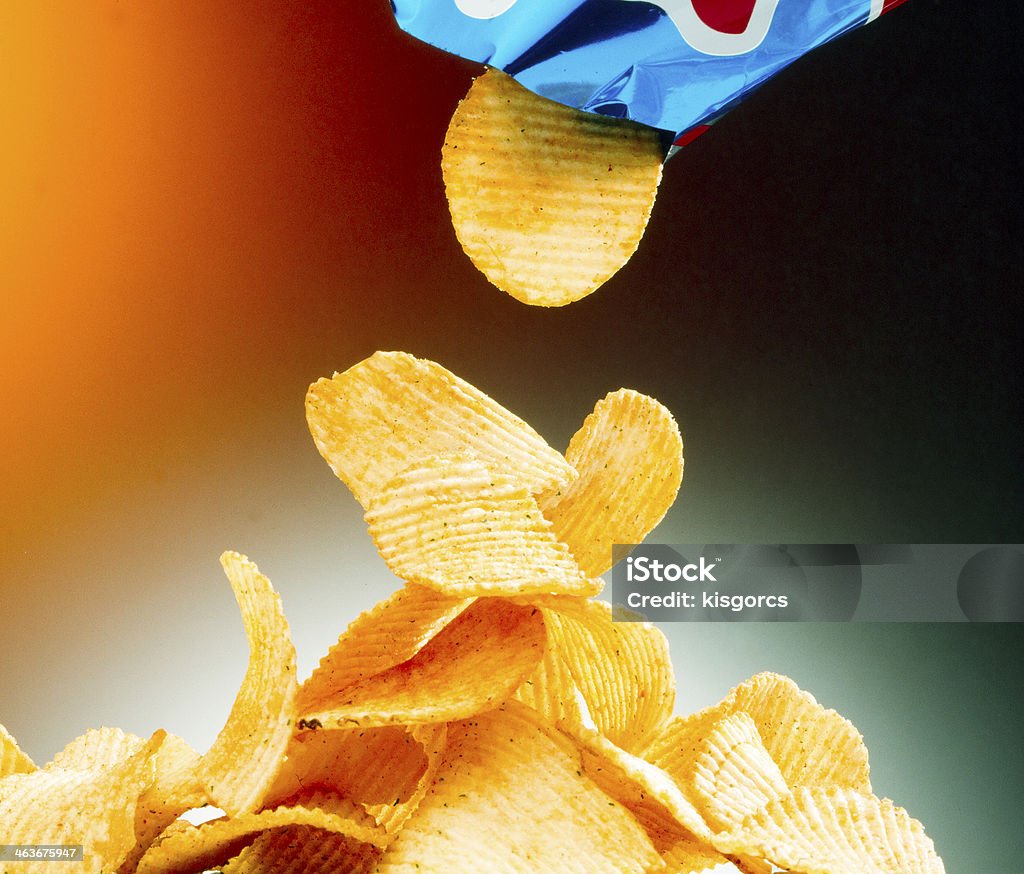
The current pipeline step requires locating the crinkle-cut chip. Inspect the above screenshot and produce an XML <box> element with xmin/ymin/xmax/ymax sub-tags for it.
<box><xmin>715</xmin><ymin>786</ymin><xmax>946</xmax><ymax>874</ymax></box>
<box><xmin>661</xmin><ymin>837</ymin><xmax>746</xmax><ymax>873</ymax></box>
<box><xmin>306</xmin><ymin>350</ymin><xmax>575</xmax><ymax>508</ymax></box>
<box><xmin>565</xmin><ymin>720</ymin><xmax>711</xmax><ymax>849</ymax></box>
<box><xmin>532</xmin><ymin>595</ymin><xmax>674</xmax><ymax>751</ymax></box>
<box><xmin>538</xmin><ymin>389</ymin><xmax>684</xmax><ymax>577</ymax></box>
<box><xmin>512</xmin><ymin>622</ymin><xmax>584</xmax><ymax>732</ymax></box>
<box><xmin>299</xmin><ymin>583</ymin><xmax>473</xmax><ymax>713</ymax></box>
<box><xmin>119</xmin><ymin>733</ymin><xmax>207</xmax><ymax>874</ymax></box>
<box><xmin>365</xmin><ymin>456</ymin><xmax>599</xmax><ymax>598</ymax></box>
<box><xmin>1</xmin><ymin>721</ymin><xmax>36</xmax><ymax>776</ymax></box>
<box><xmin>442</xmin><ymin>68</ymin><xmax>664</xmax><ymax>307</ymax></box>
<box><xmin>136</xmin><ymin>794</ymin><xmax>384</xmax><ymax>874</ymax></box>
<box><xmin>642</xmin><ymin>673</ymin><xmax>870</xmax><ymax>796</ymax></box>
<box><xmin>265</xmin><ymin>725</ymin><xmax>428</xmax><ymax>810</ymax></box>
<box><xmin>0</xmin><ymin>730</ymin><xmax>162</xmax><ymax>874</ymax></box>
<box><xmin>375</xmin><ymin>702</ymin><xmax>662</xmax><ymax>874</ymax></box>
<box><xmin>220</xmin><ymin>825</ymin><xmax>381</xmax><ymax>874</ymax></box>
<box><xmin>299</xmin><ymin>598</ymin><xmax>546</xmax><ymax>729</ymax></box>
<box><xmin>197</xmin><ymin>552</ymin><xmax>298</xmax><ymax>817</ymax></box>
<box><xmin>46</xmin><ymin>726</ymin><xmax>145</xmax><ymax>770</ymax></box>
<box><xmin>364</xmin><ymin>724</ymin><xmax>447</xmax><ymax>836</ymax></box>
<box><xmin>689</xmin><ymin>713</ymin><xmax>789</xmax><ymax>833</ymax></box>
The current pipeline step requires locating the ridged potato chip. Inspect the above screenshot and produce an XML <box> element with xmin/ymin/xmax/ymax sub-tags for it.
<box><xmin>375</xmin><ymin>702</ymin><xmax>662</xmax><ymax>874</ymax></box>
<box><xmin>306</xmin><ymin>351</ymin><xmax>575</xmax><ymax>508</ymax></box>
<box><xmin>220</xmin><ymin>825</ymin><xmax>381</xmax><ymax>874</ymax></box>
<box><xmin>45</xmin><ymin>725</ymin><xmax>145</xmax><ymax>771</ymax></box>
<box><xmin>197</xmin><ymin>552</ymin><xmax>298</xmax><ymax>817</ymax></box>
<box><xmin>643</xmin><ymin>673</ymin><xmax>871</xmax><ymax>797</ymax></box>
<box><xmin>299</xmin><ymin>583</ymin><xmax>473</xmax><ymax>714</ymax></box>
<box><xmin>535</xmin><ymin>595</ymin><xmax>675</xmax><ymax>752</ymax></box>
<box><xmin>1</xmin><ymin>721</ymin><xmax>36</xmax><ymax>776</ymax></box>
<box><xmin>715</xmin><ymin>785</ymin><xmax>946</xmax><ymax>874</ymax></box>
<box><xmin>538</xmin><ymin>388</ymin><xmax>683</xmax><ymax>576</ymax></box>
<box><xmin>0</xmin><ymin>730</ymin><xmax>162</xmax><ymax>874</ymax></box>
<box><xmin>442</xmin><ymin>69</ymin><xmax>665</xmax><ymax>306</ymax></box>
<box><xmin>135</xmin><ymin>794</ymin><xmax>384</xmax><ymax>874</ymax></box>
<box><xmin>661</xmin><ymin>837</ymin><xmax>746</xmax><ymax>874</ymax></box>
<box><xmin>365</xmin><ymin>456</ymin><xmax>598</xmax><ymax>598</ymax></box>
<box><xmin>688</xmin><ymin>713</ymin><xmax>789</xmax><ymax>833</ymax></box>
<box><xmin>298</xmin><ymin>598</ymin><xmax>545</xmax><ymax>728</ymax></box>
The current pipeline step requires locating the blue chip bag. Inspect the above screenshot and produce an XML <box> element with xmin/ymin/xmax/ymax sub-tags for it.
<box><xmin>392</xmin><ymin>0</ymin><xmax>908</xmax><ymax>146</ymax></box>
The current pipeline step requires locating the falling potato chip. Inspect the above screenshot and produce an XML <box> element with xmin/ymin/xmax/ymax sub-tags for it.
<box><xmin>375</xmin><ymin>702</ymin><xmax>662</xmax><ymax>874</ymax></box>
<box><xmin>714</xmin><ymin>785</ymin><xmax>947</xmax><ymax>874</ymax></box>
<box><xmin>1</xmin><ymin>721</ymin><xmax>36</xmax><ymax>776</ymax></box>
<box><xmin>0</xmin><ymin>730</ymin><xmax>162</xmax><ymax>874</ymax></box>
<box><xmin>135</xmin><ymin>793</ymin><xmax>384</xmax><ymax>874</ymax></box>
<box><xmin>365</xmin><ymin>456</ymin><xmax>598</xmax><ymax>598</ymax></box>
<box><xmin>442</xmin><ymin>68</ymin><xmax>665</xmax><ymax>307</ymax></box>
<box><xmin>299</xmin><ymin>598</ymin><xmax>546</xmax><ymax>728</ymax></box>
<box><xmin>197</xmin><ymin>551</ymin><xmax>298</xmax><ymax>817</ymax></box>
<box><xmin>538</xmin><ymin>388</ymin><xmax>684</xmax><ymax>577</ymax></box>
<box><xmin>688</xmin><ymin>713</ymin><xmax>789</xmax><ymax>833</ymax></box>
<box><xmin>306</xmin><ymin>350</ymin><xmax>575</xmax><ymax>508</ymax></box>
<box><xmin>220</xmin><ymin>825</ymin><xmax>381</xmax><ymax>874</ymax></box>
<box><xmin>298</xmin><ymin>583</ymin><xmax>473</xmax><ymax>714</ymax></box>
<box><xmin>534</xmin><ymin>595</ymin><xmax>675</xmax><ymax>752</ymax></box>
<box><xmin>643</xmin><ymin>673</ymin><xmax>871</xmax><ymax>797</ymax></box>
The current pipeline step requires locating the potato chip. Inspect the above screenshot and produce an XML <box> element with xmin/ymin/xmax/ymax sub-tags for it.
<box><xmin>688</xmin><ymin>713</ymin><xmax>789</xmax><ymax>833</ymax></box>
<box><xmin>197</xmin><ymin>552</ymin><xmax>298</xmax><ymax>817</ymax></box>
<box><xmin>375</xmin><ymin>702</ymin><xmax>662</xmax><ymax>874</ymax></box>
<box><xmin>643</xmin><ymin>673</ymin><xmax>870</xmax><ymax>797</ymax></box>
<box><xmin>661</xmin><ymin>837</ymin><xmax>746</xmax><ymax>874</ymax></box>
<box><xmin>298</xmin><ymin>598</ymin><xmax>545</xmax><ymax>728</ymax></box>
<box><xmin>1</xmin><ymin>721</ymin><xmax>36</xmax><ymax>776</ymax></box>
<box><xmin>442</xmin><ymin>68</ymin><xmax>665</xmax><ymax>307</ymax></box>
<box><xmin>46</xmin><ymin>725</ymin><xmax>145</xmax><ymax>771</ymax></box>
<box><xmin>715</xmin><ymin>786</ymin><xmax>946</xmax><ymax>874</ymax></box>
<box><xmin>120</xmin><ymin>733</ymin><xmax>206</xmax><ymax>874</ymax></box>
<box><xmin>220</xmin><ymin>825</ymin><xmax>381</xmax><ymax>874</ymax></box>
<box><xmin>0</xmin><ymin>730</ymin><xmax>162</xmax><ymax>874</ymax></box>
<box><xmin>306</xmin><ymin>351</ymin><xmax>575</xmax><ymax>508</ymax></box>
<box><xmin>365</xmin><ymin>456</ymin><xmax>598</xmax><ymax>598</ymax></box>
<box><xmin>136</xmin><ymin>793</ymin><xmax>384</xmax><ymax>874</ymax></box>
<box><xmin>534</xmin><ymin>595</ymin><xmax>675</xmax><ymax>752</ymax></box>
<box><xmin>567</xmin><ymin>720</ymin><xmax>712</xmax><ymax>847</ymax></box>
<box><xmin>298</xmin><ymin>582</ymin><xmax>473</xmax><ymax>714</ymax></box>
<box><xmin>538</xmin><ymin>388</ymin><xmax>683</xmax><ymax>576</ymax></box>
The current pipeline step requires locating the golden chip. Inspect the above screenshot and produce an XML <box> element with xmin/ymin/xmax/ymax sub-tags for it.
<box><xmin>661</xmin><ymin>837</ymin><xmax>746</xmax><ymax>874</ymax></box>
<box><xmin>299</xmin><ymin>583</ymin><xmax>473</xmax><ymax>714</ymax></box>
<box><xmin>643</xmin><ymin>672</ymin><xmax>871</xmax><ymax>796</ymax></box>
<box><xmin>715</xmin><ymin>785</ymin><xmax>946</xmax><ymax>873</ymax></box>
<box><xmin>0</xmin><ymin>730</ymin><xmax>162</xmax><ymax>874</ymax></box>
<box><xmin>365</xmin><ymin>456</ymin><xmax>598</xmax><ymax>598</ymax></box>
<box><xmin>688</xmin><ymin>712</ymin><xmax>789</xmax><ymax>833</ymax></box>
<box><xmin>45</xmin><ymin>725</ymin><xmax>146</xmax><ymax>771</ymax></box>
<box><xmin>534</xmin><ymin>595</ymin><xmax>675</xmax><ymax>752</ymax></box>
<box><xmin>442</xmin><ymin>68</ymin><xmax>664</xmax><ymax>307</ymax></box>
<box><xmin>197</xmin><ymin>551</ymin><xmax>298</xmax><ymax>817</ymax></box>
<box><xmin>538</xmin><ymin>388</ymin><xmax>684</xmax><ymax>576</ymax></box>
<box><xmin>375</xmin><ymin>702</ymin><xmax>662</xmax><ymax>874</ymax></box>
<box><xmin>135</xmin><ymin>794</ymin><xmax>384</xmax><ymax>874</ymax></box>
<box><xmin>1</xmin><ymin>721</ymin><xmax>36</xmax><ymax>777</ymax></box>
<box><xmin>298</xmin><ymin>598</ymin><xmax>546</xmax><ymax>728</ymax></box>
<box><xmin>306</xmin><ymin>350</ymin><xmax>575</xmax><ymax>508</ymax></box>
<box><xmin>220</xmin><ymin>825</ymin><xmax>381</xmax><ymax>874</ymax></box>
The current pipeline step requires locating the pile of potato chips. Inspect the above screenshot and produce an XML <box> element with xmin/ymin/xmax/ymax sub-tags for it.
<box><xmin>1</xmin><ymin>352</ymin><xmax>944</xmax><ymax>873</ymax></box>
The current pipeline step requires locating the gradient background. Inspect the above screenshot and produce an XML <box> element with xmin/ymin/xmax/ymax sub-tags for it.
<box><xmin>1</xmin><ymin>1</ymin><xmax>1021</xmax><ymax>869</ymax></box>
